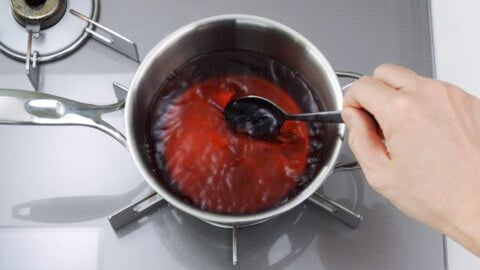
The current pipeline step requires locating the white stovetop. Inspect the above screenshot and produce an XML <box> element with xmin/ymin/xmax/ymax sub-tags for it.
<box><xmin>431</xmin><ymin>0</ymin><xmax>480</xmax><ymax>268</ymax></box>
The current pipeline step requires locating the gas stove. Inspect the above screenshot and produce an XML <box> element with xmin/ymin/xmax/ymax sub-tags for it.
<box><xmin>0</xmin><ymin>0</ymin><xmax>446</xmax><ymax>269</ymax></box>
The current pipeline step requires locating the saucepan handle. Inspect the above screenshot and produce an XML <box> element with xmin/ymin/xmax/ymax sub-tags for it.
<box><xmin>306</xmin><ymin>71</ymin><xmax>364</xmax><ymax>229</ymax></box>
<box><xmin>335</xmin><ymin>71</ymin><xmax>363</xmax><ymax>87</ymax></box>
<box><xmin>333</xmin><ymin>70</ymin><xmax>363</xmax><ymax>172</ymax></box>
<box><xmin>0</xmin><ymin>83</ymin><xmax>128</xmax><ymax>147</ymax></box>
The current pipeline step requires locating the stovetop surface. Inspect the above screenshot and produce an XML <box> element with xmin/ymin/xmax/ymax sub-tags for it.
<box><xmin>0</xmin><ymin>1</ymin><xmax>445</xmax><ymax>269</ymax></box>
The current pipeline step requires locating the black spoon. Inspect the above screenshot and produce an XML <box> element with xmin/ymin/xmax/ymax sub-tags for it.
<box><xmin>224</xmin><ymin>95</ymin><xmax>343</xmax><ymax>139</ymax></box>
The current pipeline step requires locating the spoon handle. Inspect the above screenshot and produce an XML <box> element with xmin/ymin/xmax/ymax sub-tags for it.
<box><xmin>285</xmin><ymin>111</ymin><xmax>344</xmax><ymax>123</ymax></box>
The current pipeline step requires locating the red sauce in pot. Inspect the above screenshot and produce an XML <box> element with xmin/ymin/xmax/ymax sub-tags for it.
<box><xmin>147</xmin><ymin>50</ymin><xmax>326</xmax><ymax>214</ymax></box>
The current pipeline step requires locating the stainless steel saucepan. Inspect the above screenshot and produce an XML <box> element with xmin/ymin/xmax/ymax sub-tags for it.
<box><xmin>0</xmin><ymin>14</ymin><xmax>362</xmax><ymax>229</ymax></box>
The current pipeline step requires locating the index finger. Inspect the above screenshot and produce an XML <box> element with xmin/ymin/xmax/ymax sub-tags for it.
<box><xmin>373</xmin><ymin>64</ymin><xmax>419</xmax><ymax>91</ymax></box>
<box><xmin>343</xmin><ymin>76</ymin><xmax>399</xmax><ymax>124</ymax></box>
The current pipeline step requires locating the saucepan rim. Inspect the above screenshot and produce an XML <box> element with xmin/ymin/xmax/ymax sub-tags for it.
<box><xmin>125</xmin><ymin>14</ymin><xmax>345</xmax><ymax>225</ymax></box>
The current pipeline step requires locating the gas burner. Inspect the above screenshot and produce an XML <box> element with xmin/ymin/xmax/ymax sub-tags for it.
<box><xmin>108</xmin><ymin>166</ymin><xmax>363</xmax><ymax>267</ymax></box>
<box><xmin>11</xmin><ymin>0</ymin><xmax>67</xmax><ymax>29</ymax></box>
<box><xmin>0</xmin><ymin>0</ymin><xmax>139</xmax><ymax>90</ymax></box>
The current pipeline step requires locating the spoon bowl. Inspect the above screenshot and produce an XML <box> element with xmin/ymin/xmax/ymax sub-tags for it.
<box><xmin>224</xmin><ymin>95</ymin><xmax>343</xmax><ymax>139</ymax></box>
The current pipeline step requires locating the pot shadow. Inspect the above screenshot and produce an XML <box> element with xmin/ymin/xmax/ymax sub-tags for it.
<box><xmin>11</xmin><ymin>182</ymin><xmax>148</xmax><ymax>223</ymax></box>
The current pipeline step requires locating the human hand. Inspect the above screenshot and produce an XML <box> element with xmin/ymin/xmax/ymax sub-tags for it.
<box><xmin>342</xmin><ymin>64</ymin><xmax>480</xmax><ymax>256</ymax></box>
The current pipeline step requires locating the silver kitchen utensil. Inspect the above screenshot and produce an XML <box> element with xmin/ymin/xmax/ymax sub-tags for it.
<box><xmin>224</xmin><ymin>95</ymin><xmax>343</xmax><ymax>139</ymax></box>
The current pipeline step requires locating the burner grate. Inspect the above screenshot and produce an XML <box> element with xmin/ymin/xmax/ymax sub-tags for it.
<box><xmin>108</xmin><ymin>174</ymin><xmax>363</xmax><ymax>267</ymax></box>
<box><xmin>0</xmin><ymin>0</ymin><xmax>139</xmax><ymax>90</ymax></box>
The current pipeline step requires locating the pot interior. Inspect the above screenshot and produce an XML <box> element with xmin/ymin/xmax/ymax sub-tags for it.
<box><xmin>126</xmin><ymin>15</ymin><xmax>344</xmax><ymax>224</ymax></box>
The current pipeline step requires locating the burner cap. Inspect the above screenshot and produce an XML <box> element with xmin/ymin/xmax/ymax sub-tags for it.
<box><xmin>0</xmin><ymin>0</ymin><xmax>97</xmax><ymax>62</ymax></box>
<box><xmin>10</xmin><ymin>0</ymin><xmax>67</xmax><ymax>29</ymax></box>
<box><xmin>25</xmin><ymin>0</ymin><xmax>47</xmax><ymax>7</ymax></box>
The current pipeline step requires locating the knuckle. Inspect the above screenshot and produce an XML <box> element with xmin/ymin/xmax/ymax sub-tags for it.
<box><xmin>386</xmin><ymin>96</ymin><xmax>420</xmax><ymax>127</ymax></box>
<box><xmin>373</xmin><ymin>63</ymin><xmax>391</xmax><ymax>77</ymax></box>
<box><xmin>358</xmin><ymin>75</ymin><xmax>376</xmax><ymax>84</ymax></box>
<box><xmin>347</xmin><ymin>78</ymin><xmax>362</xmax><ymax>93</ymax></box>
<box><xmin>348</xmin><ymin>76</ymin><xmax>375</xmax><ymax>93</ymax></box>
<box><xmin>353</xmin><ymin>76</ymin><xmax>375</xmax><ymax>88</ymax></box>
<box><xmin>391</xmin><ymin>96</ymin><xmax>413</xmax><ymax>112</ymax></box>
<box><xmin>344</xmin><ymin>76</ymin><xmax>373</xmax><ymax>103</ymax></box>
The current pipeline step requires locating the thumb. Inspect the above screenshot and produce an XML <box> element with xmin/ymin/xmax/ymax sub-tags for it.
<box><xmin>342</xmin><ymin>107</ymin><xmax>389</xmax><ymax>171</ymax></box>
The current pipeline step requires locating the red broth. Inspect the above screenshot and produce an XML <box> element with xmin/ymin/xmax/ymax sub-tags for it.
<box><xmin>146</xmin><ymin>50</ymin><xmax>327</xmax><ymax>214</ymax></box>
